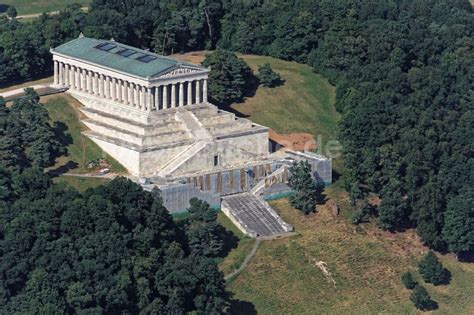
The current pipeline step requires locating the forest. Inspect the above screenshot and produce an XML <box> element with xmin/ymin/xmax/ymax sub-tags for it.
<box><xmin>0</xmin><ymin>93</ymin><xmax>231</xmax><ymax>313</ymax></box>
<box><xmin>0</xmin><ymin>0</ymin><xmax>473</xmax><ymax>310</ymax></box>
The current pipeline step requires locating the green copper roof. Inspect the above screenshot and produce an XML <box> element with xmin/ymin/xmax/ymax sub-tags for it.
<box><xmin>52</xmin><ymin>37</ymin><xmax>204</xmax><ymax>79</ymax></box>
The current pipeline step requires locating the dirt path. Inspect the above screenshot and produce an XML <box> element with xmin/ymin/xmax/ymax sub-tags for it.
<box><xmin>224</xmin><ymin>239</ymin><xmax>261</xmax><ymax>281</ymax></box>
<box><xmin>223</xmin><ymin>232</ymin><xmax>296</xmax><ymax>281</ymax></box>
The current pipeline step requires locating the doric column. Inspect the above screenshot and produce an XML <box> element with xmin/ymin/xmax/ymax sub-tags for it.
<box><xmin>93</xmin><ymin>72</ymin><xmax>98</xmax><ymax>95</ymax></box>
<box><xmin>203</xmin><ymin>78</ymin><xmax>208</xmax><ymax>103</ymax></box>
<box><xmin>115</xmin><ymin>79</ymin><xmax>120</xmax><ymax>101</ymax></box>
<box><xmin>121</xmin><ymin>80</ymin><xmax>126</xmax><ymax>103</ymax></box>
<box><xmin>54</xmin><ymin>61</ymin><xmax>59</xmax><ymax>85</ymax></box>
<box><xmin>104</xmin><ymin>76</ymin><xmax>110</xmax><ymax>99</ymax></box>
<box><xmin>81</xmin><ymin>68</ymin><xmax>86</xmax><ymax>91</ymax></box>
<box><xmin>171</xmin><ymin>84</ymin><xmax>176</xmax><ymax>108</ymax></box>
<box><xmin>58</xmin><ymin>63</ymin><xmax>63</xmax><ymax>85</ymax></box>
<box><xmin>179</xmin><ymin>82</ymin><xmax>184</xmax><ymax>107</ymax></box>
<box><xmin>86</xmin><ymin>71</ymin><xmax>91</xmax><ymax>93</ymax></box>
<box><xmin>162</xmin><ymin>85</ymin><xmax>168</xmax><ymax>109</ymax></box>
<box><xmin>99</xmin><ymin>74</ymin><xmax>104</xmax><ymax>97</ymax></box>
<box><xmin>187</xmin><ymin>81</ymin><xmax>192</xmax><ymax>105</ymax></box>
<box><xmin>147</xmin><ymin>88</ymin><xmax>152</xmax><ymax>111</ymax></box>
<box><xmin>64</xmin><ymin>64</ymin><xmax>69</xmax><ymax>86</ymax></box>
<box><xmin>195</xmin><ymin>80</ymin><xmax>201</xmax><ymax>104</ymax></box>
<box><xmin>134</xmin><ymin>84</ymin><xmax>139</xmax><ymax>108</ymax></box>
<box><xmin>69</xmin><ymin>66</ymin><xmax>74</xmax><ymax>89</ymax></box>
<box><xmin>111</xmin><ymin>78</ymin><xmax>117</xmax><ymax>101</ymax></box>
<box><xmin>127</xmin><ymin>82</ymin><xmax>133</xmax><ymax>106</ymax></box>
<box><xmin>141</xmin><ymin>86</ymin><xmax>147</xmax><ymax>110</ymax></box>
<box><xmin>75</xmin><ymin>67</ymin><xmax>80</xmax><ymax>90</ymax></box>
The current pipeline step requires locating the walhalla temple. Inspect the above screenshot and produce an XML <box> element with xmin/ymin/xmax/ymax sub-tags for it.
<box><xmin>51</xmin><ymin>36</ymin><xmax>332</xmax><ymax>237</ymax></box>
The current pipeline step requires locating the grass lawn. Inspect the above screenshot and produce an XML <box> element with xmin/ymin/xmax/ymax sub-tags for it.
<box><xmin>226</xmin><ymin>193</ymin><xmax>474</xmax><ymax>314</ymax></box>
<box><xmin>0</xmin><ymin>0</ymin><xmax>90</xmax><ymax>16</ymax></box>
<box><xmin>53</xmin><ymin>176</ymin><xmax>110</xmax><ymax>192</ymax></box>
<box><xmin>43</xmin><ymin>94</ymin><xmax>126</xmax><ymax>174</ymax></box>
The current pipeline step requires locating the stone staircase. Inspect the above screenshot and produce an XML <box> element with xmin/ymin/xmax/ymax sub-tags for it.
<box><xmin>157</xmin><ymin>110</ymin><xmax>213</xmax><ymax>176</ymax></box>
<box><xmin>221</xmin><ymin>193</ymin><xmax>293</xmax><ymax>237</ymax></box>
<box><xmin>157</xmin><ymin>140</ymin><xmax>209</xmax><ymax>176</ymax></box>
<box><xmin>250</xmin><ymin>165</ymin><xmax>287</xmax><ymax>195</ymax></box>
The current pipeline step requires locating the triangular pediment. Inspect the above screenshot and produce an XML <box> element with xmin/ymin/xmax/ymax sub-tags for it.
<box><xmin>155</xmin><ymin>65</ymin><xmax>205</xmax><ymax>79</ymax></box>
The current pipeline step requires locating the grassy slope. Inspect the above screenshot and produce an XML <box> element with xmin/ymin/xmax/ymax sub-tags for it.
<box><xmin>53</xmin><ymin>176</ymin><xmax>110</xmax><ymax>192</ymax></box>
<box><xmin>217</xmin><ymin>213</ymin><xmax>256</xmax><ymax>276</ymax></box>
<box><xmin>228</xmin><ymin>194</ymin><xmax>474</xmax><ymax>314</ymax></box>
<box><xmin>0</xmin><ymin>0</ymin><xmax>90</xmax><ymax>16</ymax></box>
<box><xmin>43</xmin><ymin>94</ymin><xmax>126</xmax><ymax>174</ymax></box>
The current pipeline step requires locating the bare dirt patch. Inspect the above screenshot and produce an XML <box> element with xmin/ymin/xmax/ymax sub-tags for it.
<box><xmin>269</xmin><ymin>128</ymin><xmax>317</xmax><ymax>151</ymax></box>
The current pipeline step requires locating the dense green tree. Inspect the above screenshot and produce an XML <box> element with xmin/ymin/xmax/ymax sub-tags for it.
<box><xmin>288</xmin><ymin>161</ymin><xmax>317</xmax><ymax>214</ymax></box>
<box><xmin>401</xmin><ymin>271</ymin><xmax>417</xmax><ymax>290</ymax></box>
<box><xmin>186</xmin><ymin>198</ymin><xmax>223</xmax><ymax>257</ymax></box>
<box><xmin>202</xmin><ymin>49</ymin><xmax>255</xmax><ymax>105</ymax></box>
<box><xmin>442</xmin><ymin>189</ymin><xmax>474</xmax><ymax>256</ymax></box>
<box><xmin>378</xmin><ymin>179</ymin><xmax>408</xmax><ymax>231</ymax></box>
<box><xmin>418</xmin><ymin>251</ymin><xmax>450</xmax><ymax>285</ymax></box>
<box><xmin>6</xmin><ymin>6</ymin><xmax>17</xmax><ymax>19</ymax></box>
<box><xmin>410</xmin><ymin>285</ymin><xmax>438</xmax><ymax>311</ymax></box>
<box><xmin>257</xmin><ymin>63</ymin><xmax>281</xmax><ymax>88</ymax></box>
<box><xmin>0</xmin><ymin>177</ymin><xmax>230</xmax><ymax>313</ymax></box>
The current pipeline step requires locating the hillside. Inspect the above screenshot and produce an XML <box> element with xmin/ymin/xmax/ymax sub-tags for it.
<box><xmin>228</xmin><ymin>193</ymin><xmax>474</xmax><ymax>314</ymax></box>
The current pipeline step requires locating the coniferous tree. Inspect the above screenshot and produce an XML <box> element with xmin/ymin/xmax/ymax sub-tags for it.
<box><xmin>410</xmin><ymin>285</ymin><xmax>437</xmax><ymax>311</ymax></box>
<box><xmin>257</xmin><ymin>63</ymin><xmax>281</xmax><ymax>88</ymax></box>
<box><xmin>378</xmin><ymin>179</ymin><xmax>408</xmax><ymax>231</ymax></box>
<box><xmin>401</xmin><ymin>271</ymin><xmax>417</xmax><ymax>290</ymax></box>
<box><xmin>289</xmin><ymin>161</ymin><xmax>317</xmax><ymax>214</ymax></box>
<box><xmin>202</xmin><ymin>49</ymin><xmax>255</xmax><ymax>105</ymax></box>
<box><xmin>418</xmin><ymin>251</ymin><xmax>450</xmax><ymax>285</ymax></box>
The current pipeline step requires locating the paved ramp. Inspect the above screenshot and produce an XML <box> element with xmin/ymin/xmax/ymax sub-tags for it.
<box><xmin>221</xmin><ymin>193</ymin><xmax>293</xmax><ymax>237</ymax></box>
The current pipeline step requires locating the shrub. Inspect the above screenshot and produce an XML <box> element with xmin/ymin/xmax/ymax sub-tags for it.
<box><xmin>418</xmin><ymin>251</ymin><xmax>451</xmax><ymax>285</ymax></box>
<box><xmin>410</xmin><ymin>285</ymin><xmax>438</xmax><ymax>311</ymax></box>
<box><xmin>401</xmin><ymin>271</ymin><xmax>417</xmax><ymax>290</ymax></box>
<box><xmin>257</xmin><ymin>63</ymin><xmax>281</xmax><ymax>87</ymax></box>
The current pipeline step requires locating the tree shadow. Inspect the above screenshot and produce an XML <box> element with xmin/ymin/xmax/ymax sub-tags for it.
<box><xmin>228</xmin><ymin>299</ymin><xmax>257</xmax><ymax>315</ymax></box>
<box><xmin>53</xmin><ymin>121</ymin><xmax>73</xmax><ymax>148</ymax></box>
<box><xmin>0</xmin><ymin>4</ymin><xmax>10</xmax><ymax>14</ymax></box>
<box><xmin>216</xmin><ymin>225</ymin><xmax>240</xmax><ymax>258</ymax></box>
<box><xmin>458</xmin><ymin>250</ymin><xmax>474</xmax><ymax>263</ymax></box>
<box><xmin>314</xmin><ymin>185</ymin><xmax>327</xmax><ymax>205</ymax></box>
<box><xmin>216</xmin><ymin>106</ymin><xmax>250</xmax><ymax>119</ymax></box>
<box><xmin>243</xmin><ymin>75</ymin><xmax>259</xmax><ymax>99</ymax></box>
<box><xmin>332</xmin><ymin>169</ymin><xmax>342</xmax><ymax>182</ymax></box>
<box><xmin>47</xmin><ymin>160</ymin><xmax>79</xmax><ymax>176</ymax></box>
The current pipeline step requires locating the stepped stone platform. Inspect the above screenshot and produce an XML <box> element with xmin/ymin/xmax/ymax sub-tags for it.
<box><xmin>221</xmin><ymin>193</ymin><xmax>293</xmax><ymax>237</ymax></box>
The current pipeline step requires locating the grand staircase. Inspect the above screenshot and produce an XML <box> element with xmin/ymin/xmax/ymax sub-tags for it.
<box><xmin>157</xmin><ymin>110</ymin><xmax>212</xmax><ymax>176</ymax></box>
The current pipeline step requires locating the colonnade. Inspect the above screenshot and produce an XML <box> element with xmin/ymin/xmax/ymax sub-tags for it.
<box><xmin>54</xmin><ymin>60</ymin><xmax>208</xmax><ymax>111</ymax></box>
